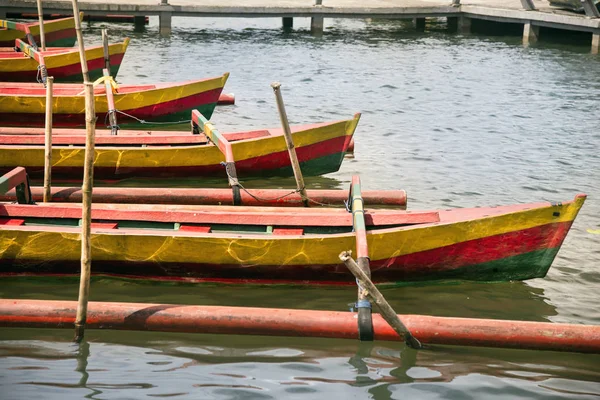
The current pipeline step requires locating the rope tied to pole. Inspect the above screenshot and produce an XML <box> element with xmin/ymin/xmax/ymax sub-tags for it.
<box><xmin>36</xmin><ymin>64</ymin><xmax>48</xmax><ymax>86</ymax></box>
<box><xmin>340</xmin><ymin>251</ymin><xmax>423</xmax><ymax>350</ymax></box>
<box><xmin>114</xmin><ymin>109</ymin><xmax>191</xmax><ymax>126</ymax></box>
<box><xmin>220</xmin><ymin>162</ymin><xmax>332</xmax><ymax>206</ymax></box>
<box><xmin>103</xmin><ymin>111</ymin><xmax>120</xmax><ymax>132</ymax></box>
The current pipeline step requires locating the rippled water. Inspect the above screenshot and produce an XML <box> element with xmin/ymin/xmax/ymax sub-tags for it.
<box><xmin>1</xmin><ymin>17</ymin><xmax>599</xmax><ymax>399</ymax></box>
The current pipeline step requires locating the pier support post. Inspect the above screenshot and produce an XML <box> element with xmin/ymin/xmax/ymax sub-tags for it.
<box><xmin>457</xmin><ymin>16</ymin><xmax>471</xmax><ymax>34</ymax></box>
<box><xmin>312</xmin><ymin>0</ymin><xmax>324</xmax><ymax>36</ymax></box>
<box><xmin>592</xmin><ymin>33</ymin><xmax>600</xmax><ymax>55</ymax></box>
<box><xmin>311</xmin><ymin>16</ymin><xmax>324</xmax><ymax>36</ymax></box>
<box><xmin>447</xmin><ymin>17</ymin><xmax>458</xmax><ymax>32</ymax></box>
<box><xmin>414</xmin><ymin>18</ymin><xmax>426</xmax><ymax>32</ymax></box>
<box><xmin>134</xmin><ymin>16</ymin><xmax>146</xmax><ymax>31</ymax></box>
<box><xmin>159</xmin><ymin>12</ymin><xmax>172</xmax><ymax>36</ymax></box>
<box><xmin>282</xmin><ymin>17</ymin><xmax>293</xmax><ymax>30</ymax></box>
<box><xmin>523</xmin><ymin>22</ymin><xmax>539</xmax><ymax>46</ymax></box>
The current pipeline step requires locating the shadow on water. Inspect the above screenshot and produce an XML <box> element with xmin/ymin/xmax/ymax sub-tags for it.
<box><xmin>0</xmin><ymin>276</ymin><xmax>557</xmax><ymax>321</ymax></box>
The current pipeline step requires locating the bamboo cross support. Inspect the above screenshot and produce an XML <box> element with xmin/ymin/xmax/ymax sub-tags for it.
<box><xmin>36</xmin><ymin>0</ymin><xmax>46</xmax><ymax>50</ymax></box>
<box><xmin>103</xmin><ymin>69</ymin><xmax>119</xmax><ymax>135</ymax></box>
<box><xmin>43</xmin><ymin>76</ymin><xmax>54</xmax><ymax>202</ymax></box>
<box><xmin>339</xmin><ymin>251</ymin><xmax>423</xmax><ymax>349</ymax></box>
<box><xmin>350</xmin><ymin>176</ymin><xmax>374</xmax><ymax>341</ymax></box>
<box><xmin>192</xmin><ymin>110</ymin><xmax>241</xmax><ymax>204</ymax></box>
<box><xmin>101</xmin><ymin>30</ymin><xmax>118</xmax><ymax>135</ymax></box>
<box><xmin>271</xmin><ymin>82</ymin><xmax>309</xmax><ymax>207</ymax></box>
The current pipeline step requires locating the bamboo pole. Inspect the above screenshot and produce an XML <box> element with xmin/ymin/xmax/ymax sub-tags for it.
<box><xmin>35</xmin><ymin>0</ymin><xmax>46</xmax><ymax>51</ymax></box>
<box><xmin>101</xmin><ymin>29</ymin><xmax>110</xmax><ymax>72</ymax></box>
<box><xmin>74</xmin><ymin>81</ymin><xmax>96</xmax><ymax>343</ymax></box>
<box><xmin>339</xmin><ymin>251</ymin><xmax>423</xmax><ymax>349</ymax></box>
<box><xmin>71</xmin><ymin>0</ymin><xmax>95</xmax><ymax>343</ymax></box>
<box><xmin>271</xmin><ymin>82</ymin><xmax>309</xmax><ymax>207</ymax></box>
<box><xmin>43</xmin><ymin>76</ymin><xmax>54</xmax><ymax>202</ymax></box>
<box><xmin>71</xmin><ymin>0</ymin><xmax>89</xmax><ymax>83</ymax></box>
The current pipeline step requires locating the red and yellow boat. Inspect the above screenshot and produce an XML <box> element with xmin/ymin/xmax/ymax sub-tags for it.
<box><xmin>0</xmin><ymin>112</ymin><xmax>360</xmax><ymax>180</ymax></box>
<box><xmin>0</xmin><ymin>73</ymin><xmax>230</xmax><ymax>128</ymax></box>
<box><xmin>0</xmin><ymin>38</ymin><xmax>130</xmax><ymax>82</ymax></box>
<box><xmin>0</xmin><ymin>14</ymin><xmax>80</xmax><ymax>48</ymax></box>
<box><xmin>0</xmin><ymin>168</ymin><xmax>586</xmax><ymax>285</ymax></box>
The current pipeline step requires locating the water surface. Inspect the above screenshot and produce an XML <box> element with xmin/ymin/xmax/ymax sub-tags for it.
<box><xmin>1</xmin><ymin>16</ymin><xmax>599</xmax><ymax>399</ymax></box>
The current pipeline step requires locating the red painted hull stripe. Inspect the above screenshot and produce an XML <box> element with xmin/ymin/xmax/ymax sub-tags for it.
<box><xmin>2</xmin><ymin>135</ymin><xmax>350</xmax><ymax>179</ymax></box>
<box><xmin>0</xmin><ymin>53</ymin><xmax>125</xmax><ymax>81</ymax></box>
<box><xmin>0</xmin><ymin>27</ymin><xmax>75</xmax><ymax>47</ymax></box>
<box><xmin>0</xmin><ymin>88</ymin><xmax>223</xmax><ymax>128</ymax></box>
<box><xmin>370</xmin><ymin>221</ymin><xmax>573</xmax><ymax>274</ymax></box>
<box><xmin>0</xmin><ymin>221</ymin><xmax>572</xmax><ymax>281</ymax></box>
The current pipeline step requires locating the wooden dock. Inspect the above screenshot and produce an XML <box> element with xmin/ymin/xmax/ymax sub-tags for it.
<box><xmin>1</xmin><ymin>0</ymin><xmax>599</xmax><ymax>52</ymax></box>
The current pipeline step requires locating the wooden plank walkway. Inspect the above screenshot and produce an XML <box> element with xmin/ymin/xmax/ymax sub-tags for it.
<box><xmin>1</xmin><ymin>0</ymin><xmax>599</xmax><ymax>51</ymax></box>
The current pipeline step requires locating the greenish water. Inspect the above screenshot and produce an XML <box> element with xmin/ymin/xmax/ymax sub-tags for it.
<box><xmin>1</xmin><ymin>16</ymin><xmax>600</xmax><ymax>399</ymax></box>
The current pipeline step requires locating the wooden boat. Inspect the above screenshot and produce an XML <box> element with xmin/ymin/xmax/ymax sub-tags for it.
<box><xmin>0</xmin><ymin>73</ymin><xmax>230</xmax><ymax>128</ymax></box>
<box><xmin>0</xmin><ymin>168</ymin><xmax>586</xmax><ymax>285</ymax></box>
<box><xmin>0</xmin><ymin>38</ymin><xmax>130</xmax><ymax>82</ymax></box>
<box><xmin>7</xmin><ymin>13</ymin><xmax>150</xmax><ymax>25</ymax></box>
<box><xmin>0</xmin><ymin>14</ymin><xmax>80</xmax><ymax>48</ymax></box>
<box><xmin>0</xmin><ymin>111</ymin><xmax>360</xmax><ymax>180</ymax></box>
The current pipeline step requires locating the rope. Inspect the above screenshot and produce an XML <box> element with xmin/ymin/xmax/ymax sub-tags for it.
<box><xmin>114</xmin><ymin>109</ymin><xmax>191</xmax><ymax>126</ymax></box>
<box><xmin>36</xmin><ymin>65</ymin><xmax>47</xmax><ymax>87</ymax></box>
<box><xmin>221</xmin><ymin>161</ymin><xmax>302</xmax><ymax>202</ymax></box>
<box><xmin>220</xmin><ymin>161</ymin><xmax>331</xmax><ymax>205</ymax></box>
<box><xmin>103</xmin><ymin>111</ymin><xmax>120</xmax><ymax>132</ymax></box>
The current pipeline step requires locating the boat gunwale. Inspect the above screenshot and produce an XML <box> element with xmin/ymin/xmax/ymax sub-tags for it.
<box><xmin>0</xmin><ymin>195</ymin><xmax>586</xmax><ymax>239</ymax></box>
<box><xmin>0</xmin><ymin>118</ymin><xmax>354</xmax><ymax>147</ymax></box>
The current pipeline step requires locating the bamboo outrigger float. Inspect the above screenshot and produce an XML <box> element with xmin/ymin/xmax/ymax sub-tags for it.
<box><xmin>1</xmin><ymin>299</ymin><xmax>599</xmax><ymax>354</ymax></box>
<box><xmin>0</xmin><ymin>73</ymin><xmax>230</xmax><ymax>128</ymax></box>
<box><xmin>0</xmin><ymin>14</ymin><xmax>80</xmax><ymax>48</ymax></box>
<box><xmin>0</xmin><ymin>38</ymin><xmax>130</xmax><ymax>82</ymax></box>
<box><xmin>0</xmin><ymin>111</ymin><xmax>359</xmax><ymax>180</ymax></box>
<box><xmin>0</xmin><ymin>168</ymin><xmax>586</xmax><ymax>285</ymax></box>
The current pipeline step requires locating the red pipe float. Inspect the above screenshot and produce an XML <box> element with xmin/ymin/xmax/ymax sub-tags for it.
<box><xmin>0</xmin><ymin>187</ymin><xmax>408</xmax><ymax>208</ymax></box>
<box><xmin>217</xmin><ymin>93</ymin><xmax>235</xmax><ymax>105</ymax></box>
<box><xmin>1</xmin><ymin>300</ymin><xmax>599</xmax><ymax>354</ymax></box>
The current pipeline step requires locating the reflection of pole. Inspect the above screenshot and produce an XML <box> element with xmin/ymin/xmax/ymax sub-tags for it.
<box><xmin>271</xmin><ymin>82</ymin><xmax>309</xmax><ymax>207</ymax></box>
<box><xmin>75</xmin><ymin>340</ymin><xmax>90</xmax><ymax>387</ymax></box>
<box><xmin>348</xmin><ymin>342</ymin><xmax>374</xmax><ymax>375</ymax></box>
<box><xmin>35</xmin><ymin>0</ymin><xmax>46</xmax><ymax>50</ymax></box>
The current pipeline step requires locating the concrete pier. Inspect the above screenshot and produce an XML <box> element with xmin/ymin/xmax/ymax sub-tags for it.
<box><xmin>593</xmin><ymin>33</ymin><xmax>600</xmax><ymax>55</ymax></box>
<box><xmin>2</xmin><ymin>0</ymin><xmax>599</xmax><ymax>50</ymax></box>
<box><xmin>415</xmin><ymin>18</ymin><xmax>426</xmax><ymax>32</ymax></box>
<box><xmin>282</xmin><ymin>17</ymin><xmax>293</xmax><ymax>30</ymax></box>
<box><xmin>458</xmin><ymin>15</ymin><xmax>472</xmax><ymax>34</ymax></box>
<box><xmin>523</xmin><ymin>22</ymin><xmax>540</xmax><ymax>45</ymax></box>
<box><xmin>134</xmin><ymin>15</ymin><xmax>146</xmax><ymax>30</ymax></box>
